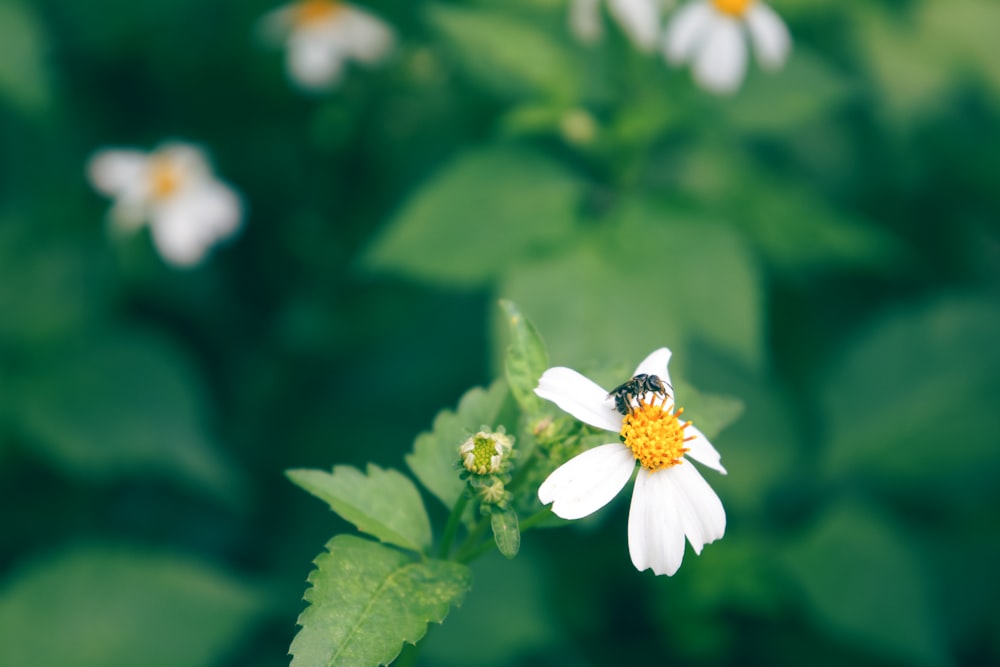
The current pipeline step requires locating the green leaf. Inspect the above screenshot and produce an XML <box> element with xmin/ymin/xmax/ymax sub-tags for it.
<box><xmin>0</xmin><ymin>218</ymin><xmax>111</xmax><ymax>346</ymax></box>
<box><xmin>720</xmin><ymin>48</ymin><xmax>858</xmax><ymax>134</ymax></box>
<box><xmin>362</xmin><ymin>145</ymin><xmax>583</xmax><ymax>287</ymax></box>
<box><xmin>499</xmin><ymin>300</ymin><xmax>549</xmax><ymax>413</ymax></box>
<box><xmin>426</xmin><ymin>4</ymin><xmax>582</xmax><ymax>100</ymax></box>
<box><xmin>490</xmin><ymin>508</ymin><xmax>520</xmax><ymax>559</ymax></box>
<box><xmin>779</xmin><ymin>501</ymin><xmax>949</xmax><ymax>667</ymax></box>
<box><xmin>821</xmin><ymin>294</ymin><xmax>1000</xmax><ymax>502</ymax></box>
<box><xmin>287</xmin><ymin>465</ymin><xmax>432</xmax><ymax>553</ymax></box>
<box><xmin>407</xmin><ymin>380</ymin><xmax>512</xmax><ymax>511</ymax></box>
<box><xmin>0</xmin><ymin>545</ymin><xmax>264</xmax><ymax>667</ymax></box>
<box><xmin>0</xmin><ymin>2</ymin><xmax>52</xmax><ymax>113</ymax></box>
<box><xmin>9</xmin><ymin>329</ymin><xmax>243</xmax><ymax>503</ymax></box>
<box><xmin>500</xmin><ymin>199</ymin><xmax>764</xmax><ymax>370</ymax></box>
<box><xmin>290</xmin><ymin>535</ymin><xmax>471</xmax><ymax>667</ymax></box>
<box><xmin>671</xmin><ymin>380</ymin><xmax>744</xmax><ymax>442</ymax></box>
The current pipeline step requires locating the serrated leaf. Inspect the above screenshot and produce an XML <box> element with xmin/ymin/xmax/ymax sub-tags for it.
<box><xmin>780</xmin><ymin>501</ymin><xmax>949</xmax><ymax>667</ymax></box>
<box><xmin>362</xmin><ymin>146</ymin><xmax>583</xmax><ymax>287</ymax></box>
<box><xmin>499</xmin><ymin>300</ymin><xmax>549</xmax><ymax>413</ymax></box>
<box><xmin>9</xmin><ymin>329</ymin><xmax>243</xmax><ymax>503</ymax></box>
<box><xmin>821</xmin><ymin>294</ymin><xmax>1000</xmax><ymax>502</ymax></box>
<box><xmin>490</xmin><ymin>508</ymin><xmax>520</xmax><ymax>559</ymax></box>
<box><xmin>290</xmin><ymin>535</ymin><xmax>471</xmax><ymax>667</ymax></box>
<box><xmin>426</xmin><ymin>4</ymin><xmax>582</xmax><ymax>100</ymax></box>
<box><xmin>0</xmin><ymin>545</ymin><xmax>264</xmax><ymax>667</ymax></box>
<box><xmin>406</xmin><ymin>380</ymin><xmax>511</xmax><ymax>511</ymax></box>
<box><xmin>287</xmin><ymin>465</ymin><xmax>432</xmax><ymax>553</ymax></box>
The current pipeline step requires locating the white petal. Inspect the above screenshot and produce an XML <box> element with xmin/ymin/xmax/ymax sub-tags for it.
<box><xmin>692</xmin><ymin>16</ymin><xmax>747</xmax><ymax>95</ymax></box>
<box><xmin>150</xmin><ymin>201</ymin><xmax>214</xmax><ymax>267</ymax></box>
<box><xmin>662</xmin><ymin>1</ymin><xmax>713</xmax><ymax>65</ymax></box>
<box><xmin>155</xmin><ymin>142</ymin><xmax>211</xmax><ymax>180</ymax></box>
<box><xmin>628</xmin><ymin>468</ymin><xmax>686</xmax><ymax>575</ymax></box>
<box><xmin>745</xmin><ymin>3</ymin><xmax>790</xmax><ymax>70</ymax></box>
<box><xmin>535</xmin><ymin>367</ymin><xmax>622</xmax><ymax>432</ymax></box>
<box><xmin>569</xmin><ymin>0</ymin><xmax>603</xmax><ymax>44</ymax></box>
<box><xmin>339</xmin><ymin>6</ymin><xmax>394</xmax><ymax>63</ymax></box>
<box><xmin>288</xmin><ymin>33</ymin><xmax>345</xmax><ymax>89</ymax></box>
<box><xmin>190</xmin><ymin>181</ymin><xmax>243</xmax><ymax>240</ymax></box>
<box><xmin>633</xmin><ymin>347</ymin><xmax>673</xmax><ymax>389</ymax></box>
<box><xmin>609</xmin><ymin>0</ymin><xmax>660</xmax><ymax>52</ymax></box>
<box><xmin>538</xmin><ymin>443</ymin><xmax>636</xmax><ymax>520</ymax></box>
<box><xmin>667</xmin><ymin>461</ymin><xmax>726</xmax><ymax>552</ymax></box>
<box><xmin>682</xmin><ymin>423</ymin><xmax>727</xmax><ymax>474</ymax></box>
<box><xmin>87</xmin><ymin>150</ymin><xmax>148</xmax><ymax>196</ymax></box>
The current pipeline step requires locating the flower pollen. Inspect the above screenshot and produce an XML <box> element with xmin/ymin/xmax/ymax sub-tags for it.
<box><xmin>293</xmin><ymin>0</ymin><xmax>342</xmax><ymax>26</ymax></box>
<box><xmin>620</xmin><ymin>396</ymin><xmax>693</xmax><ymax>472</ymax></box>
<box><xmin>148</xmin><ymin>158</ymin><xmax>182</xmax><ymax>200</ymax></box>
<box><xmin>712</xmin><ymin>0</ymin><xmax>754</xmax><ymax>17</ymax></box>
<box><xmin>460</xmin><ymin>430</ymin><xmax>511</xmax><ymax>476</ymax></box>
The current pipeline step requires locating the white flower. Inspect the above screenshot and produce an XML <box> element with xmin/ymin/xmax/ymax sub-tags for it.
<box><xmin>569</xmin><ymin>0</ymin><xmax>666</xmax><ymax>52</ymax></box>
<box><xmin>536</xmin><ymin>348</ymin><xmax>726</xmax><ymax>576</ymax></box>
<box><xmin>87</xmin><ymin>142</ymin><xmax>242</xmax><ymax>268</ymax></box>
<box><xmin>261</xmin><ymin>0</ymin><xmax>393</xmax><ymax>90</ymax></box>
<box><xmin>663</xmin><ymin>0</ymin><xmax>790</xmax><ymax>95</ymax></box>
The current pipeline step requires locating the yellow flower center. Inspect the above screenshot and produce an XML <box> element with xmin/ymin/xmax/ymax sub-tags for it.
<box><xmin>712</xmin><ymin>0</ymin><xmax>754</xmax><ymax>17</ymax></box>
<box><xmin>293</xmin><ymin>0</ymin><xmax>343</xmax><ymax>26</ymax></box>
<box><xmin>620</xmin><ymin>396</ymin><xmax>693</xmax><ymax>472</ymax></box>
<box><xmin>148</xmin><ymin>158</ymin><xmax>182</xmax><ymax>200</ymax></box>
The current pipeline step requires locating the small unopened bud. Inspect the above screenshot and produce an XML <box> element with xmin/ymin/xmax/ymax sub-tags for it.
<box><xmin>459</xmin><ymin>429</ymin><xmax>513</xmax><ymax>475</ymax></box>
<box><xmin>479</xmin><ymin>478</ymin><xmax>507</xmax><ymax>506</ymax></box>
<box><xmin>560</xmin><ymin>109</ymin><xmax>597</xmax><ymax>146</ymax></box>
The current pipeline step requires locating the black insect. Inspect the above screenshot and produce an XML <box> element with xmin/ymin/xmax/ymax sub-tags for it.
<box><xmin>608</xmin><ymin>373</ymin><xmax>672</xmax><ymax>415</ymax></box>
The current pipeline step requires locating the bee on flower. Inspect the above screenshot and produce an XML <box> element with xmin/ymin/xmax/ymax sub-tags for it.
<box><xmin>260</xmin><ymin>0</ymin><xmax>394</xmax><ymax>91</ymax></box>
<box><xmin>535</xmin><ymin>348</ymin><xmax>726</xmax><ymax>576</ymax></box>
<box><xmin>568</xmin><ymin>0</ymin><xmax>667</xmax><ymax>53</ymax></box>
<box><xmin>662</xmin><ymin>0</ymin><xmax>791</xmax><ymax>94</ymax></box>
<box><xmin>87</xmin><ymin>142</ymin><xmax>242</xmax><ymax>268</ymax></box>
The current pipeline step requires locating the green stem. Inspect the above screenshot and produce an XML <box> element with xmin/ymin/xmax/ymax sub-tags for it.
<box><xmin>453</xmin><ymin>515</ymin><xmax>490</xmax><ymax>562</ymax></box>
<box><xmin>519</xmin><ymin>507</ymin><xmax>552</xmax><ymax>531</ymax></box>
<box><xmin>437</xmin><ymin>492</ymin><xmax>470</xmax><ymax>559</ymax></box>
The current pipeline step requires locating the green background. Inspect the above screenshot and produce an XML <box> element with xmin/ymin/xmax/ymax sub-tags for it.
<box><xmin>1</xmin><ymin>0</ymin><xmax>998</xmax><ymax>665</ymax></box>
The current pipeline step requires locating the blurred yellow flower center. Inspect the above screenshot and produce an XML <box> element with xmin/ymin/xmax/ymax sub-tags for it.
<box><xmin>148</xmin><ymin>158</ymin><xmax>182</xmax><ymax>199</ymax></box>
<box><xmin>620</xmin><ymin>397</ymin><xmax>692</xmax><ymax>472</ymax></box>
<box><xmin>293</xmin><ymin>0</ymin><xmax>342</xmax><ymax>26</ymax></box>
<box><xmin>712</xmin><ymin>0</ymin><xmax>754</xmax><ymax>17</ymax></box>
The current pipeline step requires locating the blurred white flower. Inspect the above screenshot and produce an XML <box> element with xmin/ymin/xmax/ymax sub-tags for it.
<box><xmin>536</xmin><ymin>348</ymin><xmax>726</xmax><ymax>576</ymax></box>
<box><xmin>569</xmin><ymin>0</ymin><xmax>666</xmax><ymax>52</ymax></box>
<box><xmin>261</xmin><ymin>0</ymin><xmax>393</xmax><ymax>90</ymax></box>
<box><xmin>87</xmin><ymin>142</ymin><xmax>242</xmax><ymax>268</ymax></box>
<box><xmin>663</xmin><ymin>0</ymin><xmax>790</xmax><ymax>94</ymax></box>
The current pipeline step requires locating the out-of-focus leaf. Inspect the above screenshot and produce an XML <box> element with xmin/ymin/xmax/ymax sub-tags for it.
<box><xmin>0</xmin><ymin>2</ymin><xmax>51</xmax><ymax>113</ymax></box>
<box><xmin>0</xmin><ymin>545</ymin><xmax>263</xmax><ymax>667</ymax></box>
<box><xmin>780</xmin><ymin>500</ymin><xmax>949</xmax><ymax>667</ymax></box>
<box><xmin>10</xmin><ymin>329</ymin><xmax>243</xmax><ymax>502</ymax></box>
<box><xmin>407</xmin><ymin>380</ymin><xmax>512</xmax><ymax>511</ymax></box>
<box><xmin>426</xmin><ymin>4</ymin><xmax>582</xmax><ymax>100</ymax></box>
<box><xmin>501</xmin><ymin>199</ymin><xmax>764</xmax><ymax>370</ymax></box>
<box><xmin>290</xmin><ymin>535</ymin><xmax>471</xmax><ymax>667</ymax></box>
<box><xmin>362</xmin><ymin>145</ymin><xmax>583</xmax><ymax>287</ymax></box>
<box><xmin>721</xmin><ymin>48</ymin><xmax>857</xmax><ymax>133</ymax></box>
<box><xmin>671</xmin><ymin>380</ymin><xmax>743</xmax><ymax>442</ymax></box>
<box><xmin>490</xmin><ymin>507</ymin><xmax>520</xmax><ymax>559</ymax></box>
<box><xmin>821</xmin><ymin>294</ymin><xmax>1000</xmax><ymax>502</ymax></box>
<box><xmin>857</xmin><ymin>0</ymin><xmax>1000</xmax><ymax>118</ymax></box>
<box><xmin>499</xmin><ymin>300</ymin><xmax>549</xmax><ymax>414</ymax></box>
<box><xmin>740</xmin><ymin>183</ymin><xmax>909</xmax><ymax>279</ymax></box>
<box><xmin>0</xmin><ymin>219</ymin><xmax>111</xmax><ymax>345</ymax></box>
<box><xmin>287</xmin><ymin>465</ymin><xmax>432</xmax><ymax>553</ymax></box>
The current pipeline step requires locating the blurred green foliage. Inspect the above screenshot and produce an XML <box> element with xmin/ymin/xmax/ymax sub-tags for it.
<box><xmin>1</xmin><ymin>0</ymin><xmax>999</xmax><ymax>665</ymax></box>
